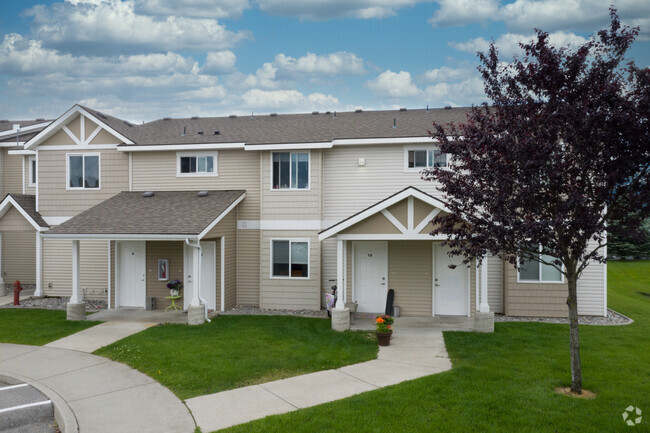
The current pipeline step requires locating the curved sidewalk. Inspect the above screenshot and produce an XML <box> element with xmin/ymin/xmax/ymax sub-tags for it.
<box><xmin>0</xmin><ymin>343</ymin><xmax>195</xmax><ymax>433</ymax></box>
<box><xmin>187</xmin><ymin>326</ymin><xmax>452</xmax><ymax>432</ymax></box>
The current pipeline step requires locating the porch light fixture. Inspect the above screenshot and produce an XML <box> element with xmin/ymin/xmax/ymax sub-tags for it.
<box><xmin>358</xmin><ymin>158</ymin><xmax>365</xmax><ymax>166</ymax></box>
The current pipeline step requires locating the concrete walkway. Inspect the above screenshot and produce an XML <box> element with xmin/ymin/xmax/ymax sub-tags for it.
<box><xmin>45</xmin><ymin>321</ymin><xmax>156</xmax><ymax>353</ymax></box>
<box><xmin>0</xmin><ymin>343</ymin><xmax>195</xmax><ymax>433</ymax></box>
<box><xmin>186</xmin><ymin>325</ymin><xmax>452</xmax><ymax>432</ymax></box>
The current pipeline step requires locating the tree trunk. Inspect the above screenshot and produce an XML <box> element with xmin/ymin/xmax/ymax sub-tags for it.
<box><xmin>566</xmin><ymin>268</ymin><xmax>583</xmax><ymax>394</ymax></box>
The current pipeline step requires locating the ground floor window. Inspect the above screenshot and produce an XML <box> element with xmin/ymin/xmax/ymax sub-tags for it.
<box><xmin>518</xmin><ymin>246</ymin><xmax>563</xmax><ymax>282</ymax></box>
<box><xmin>271</xmin><ymin>239</ymin><xmax>309</xmax><ymax>278</ymax></box>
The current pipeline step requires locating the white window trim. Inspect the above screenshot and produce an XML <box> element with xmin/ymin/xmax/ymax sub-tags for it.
<box><xmin>176</xmin><ymin>151</ymin><xmax>219</xmax><ymax>177</ymax></box>
<box><xmin>270</xmin><ymin>150</ymin><xmax>311</xmax><ymax>191</ymax></box>
<box><xmin>66</xmin><ymin>152</ymin><xmax>101</xmax><ymax>191</ymax></box>
<box><xmin>517</xmin><ymin>246</ymin><xmax>565</xmax><ymax>284</ymax></box>
<box><xmin>28</xmin><ymin>156</ymin><xmax>37</xmax><ymax>187</ymax></box>
<box><xmin>269</xmin><ymin>238</ymin><xmax>311</xmax><ymax>280</ymax></box>
<box><xmin>403</xmin><ymin>144</ymin><xmax>448</xmax><ymax>173</ymax></box>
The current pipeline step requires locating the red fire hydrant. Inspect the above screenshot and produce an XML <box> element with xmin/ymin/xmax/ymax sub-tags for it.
<box><xmin>13</xmin><ymin>281</ymin><xmax>22</xmax><ymax>306</ymax></box>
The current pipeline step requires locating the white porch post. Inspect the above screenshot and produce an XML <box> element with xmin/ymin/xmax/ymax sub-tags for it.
<box><xmin>67</xmin><ymin>239</ymin><xmax>86</xmax><ymax>320</ymax></box>
<box><xmin>0</xmin><ymin>234</ymin><xmax>4</xmax><ymax>286</ymax></box>
<box><xmin>332</xmin><ymin>237</ymin><xmax>350</xmax><ymax>331</ymax></box>
<box><xmin>479</xmin><ymin>256</ymin><xmax>490</xmax><ymax>312</ymax></box>
<box><xmin>191</xmin><ymin>244</ymin><xmax>201</xmax><ymax>307</ymax></box>
<box><xmin>220</xmin><ymin>236</ymin><xmax>225</xmax><ymax>312</ymax></box>
<box><xmin>34</xmin><ymin>232</ymin><xmax>43</xmax><ymax>297</ymax></box>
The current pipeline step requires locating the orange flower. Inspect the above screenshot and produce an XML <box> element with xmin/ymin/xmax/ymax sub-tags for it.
<box><xmin>376</xmin><ymin>317</ymin><xmax>385</xmax><ymax>324</ymax></box>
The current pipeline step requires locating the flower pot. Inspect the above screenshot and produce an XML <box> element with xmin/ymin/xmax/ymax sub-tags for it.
<box><xmin>170</xmin><ymin>289</ymin><xmax>180</xmax><ymax>297</ymax></box>
<box><xmin>376</xmin><ymin>330</ymin><xmax>393</xmax><ymax>346</ymax></box>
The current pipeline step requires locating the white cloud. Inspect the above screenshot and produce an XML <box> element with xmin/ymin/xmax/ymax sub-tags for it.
<box><xmin>423</xmin><ymin>65</ymin><xmax>474</xmax><ymax>82</ymax></box>
<box><xmin>256</xmin><ymin>0</ymin><xmax>426</xmax><ymax>20</ymax></box>
<box><xmin>134</xmin><ymin>0</ymin><xmax>251</xmax><ymax>19</ymax></box>
<box><xmin>450</xmin><ymin>31</ymin><xmax>588</xmax><ymax>58</ymax></box>
<box><xmin>202</xmin><ymin>51</ymin><xmax>237</xmax><ymax>75</ymax></box>
<box><xmin>273</xmin><ymin>52</ymin><xmax>365</xmax><ymax>78</ymax></box>
<box><xmin>25</xmin><ymin>0</ymin><xmax>250</xmax><ymax>55</ymax></box>
<box><xmin>429</xmin><ymin>0</ymin><xmax>499</xmax><ymax>27</ymax></box>
<box><xmin>366</xmin><ymin>70</ymin><xmax>421</xmax><ymax>98</ymax></box>
<box><xmin>241</xmin><ymin>89</ymin><xmax>340</xmax><ymax>110</ymax></box>
<box><xmin>430</xmin><ymin>0</ymin><xmax>650</xmax><ymax>40</ymax></box>
<box><xmin>424</xmin><ymin>77</ymin><xmax>487</xmax><ymax>107</ymax></box>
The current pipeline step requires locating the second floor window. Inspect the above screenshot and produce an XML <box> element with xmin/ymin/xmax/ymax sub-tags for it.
<box><xmin>68</xmin><ymin>154</ymin><xmax>100</xmax><ymax>189</ymax></box>
<box><xmin>272</xmin><ymin>152</ymin><xmax>309</xmax><ymax>189</ymax></box>
<box><xmin>177</xmin><ymin>152</ymin><xmax>218</xmax><ymax>176</ymax></box>
<box><xmin>407</xmin><ymin>149</ymin><xmax>447</xmax><ymax>169</ymax></box>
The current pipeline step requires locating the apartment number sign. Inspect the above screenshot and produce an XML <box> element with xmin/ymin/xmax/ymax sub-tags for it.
<box><xmin>158</xmin><ymin>259</ymin><xmax>169</xmax><ymax>281</ymax></box>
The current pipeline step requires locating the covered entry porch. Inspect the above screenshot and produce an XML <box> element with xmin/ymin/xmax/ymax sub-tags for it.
<box><xmin>44</xmin><ymin>190</ymin><xmax>245</xmax><ymax>325</ymax></box>
<box><xmin>320</xmin><ymin>187</ymin><xmax>494</xmax><ymax>332</ymax></box>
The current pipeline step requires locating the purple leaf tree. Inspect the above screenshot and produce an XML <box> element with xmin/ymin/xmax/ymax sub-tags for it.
<box><xmin>423</xmin><ymin>9</ymin><xmax>649</xmax><ymax>394</ymax></box>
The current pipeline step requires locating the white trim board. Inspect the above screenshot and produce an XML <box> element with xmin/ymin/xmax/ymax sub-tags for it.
<box><xmin>119</xmin><ymin>143</ymin><xmax>245</xmax><ymax>152</ymax></box>
<box><xmin>0</xmin><ymin>121</ymin><xmax>51</xmax><ymax>139</ymax></box>
<box><xmin>0</xmin><ymin>196</ymin><xmax>48</xmax><ymax>232</ymax></box>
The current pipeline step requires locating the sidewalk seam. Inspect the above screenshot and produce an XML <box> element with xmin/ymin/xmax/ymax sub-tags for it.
<box><xmin>258</xmin><ymin>384</ymin><xmax>299</xmax><ymax>410</ymax></box>
<box><xmin>67</xmin><ymin>378</ymin><xmax>157</xmax><ymax>403</ymax></box>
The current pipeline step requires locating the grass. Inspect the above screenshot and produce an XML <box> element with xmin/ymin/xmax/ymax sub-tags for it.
<box><xmin>0</xmin><ymin>309</ymin><xmax>101</xmax><ymax>345</ymax></box>
<box><xmin>94</xmin><ymin>315</ymin><xmax>377</xmax><ymax>400</ymax></box>
<box><xmin>218</xmin><ymin>260</ymin><xmax>649</xmax><ymax>433</ymax></box>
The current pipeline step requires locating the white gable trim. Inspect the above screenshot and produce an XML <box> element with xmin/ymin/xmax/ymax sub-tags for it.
<box><xmin>0</xmin><ymin>196</ymin><xmax>48</xmax><ymax>232</ymax></box>
<box><xmin>197</xmin><ymin>193</ymin><xmax>246</xmax><ymax>239</ymax></box>
<box><xmin>0</xmin><ymin>122</ymin><xmax>51</xmax><ymax>139</ymax></box>
<box><xmin>24</xmin><ymin>105</ymin><xmax>134</xmax><ymax>150</ymax></box>
<box><xmin>318</xmin><ymin>187</ymin><xmax>451</xmax><ymax>241</ymax></box>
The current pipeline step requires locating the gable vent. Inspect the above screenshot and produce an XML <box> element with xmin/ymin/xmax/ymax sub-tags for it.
<box><xmin>142</xmin><ymin>191</ymin><xmax>155</xmax><ymax>198</ymax></box>
<box><xmin>198</xmin><ymin>191</ymin><xmax>209</xmax><ymax>197</ymax></box>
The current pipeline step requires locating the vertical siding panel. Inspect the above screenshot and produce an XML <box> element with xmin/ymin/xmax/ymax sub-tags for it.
<box><xmin>237</xmin><ymin>230</ymin><xmax>260</xmax><ymax>306</ymax></box>
<box><xmin>3</xmin><ymin>232</ymin><xmax>36</xmax><ymax>284</ymax></box>
<box><xmin>577</xmin><ymin>238</ymin><xmax>606</xmax><ymax>316</ymax></box>
<box><xmin>3</xmin><ymin>152</ymin><xmax>23</xmax><ymax>195</ymax></box>
<box><xmin>79</xmin><ymin>240</ymin><xmax>109</xmax><ymax>300</ymax></box>
<box><xmin>388</xmin><ymin>241</ymin><xmax>432</xmax><ymax>317</ymax></box>
<box><xmin>487</xmin><ymin>254</ymin><xmax>504</xmax><ymax>313</ymax></box>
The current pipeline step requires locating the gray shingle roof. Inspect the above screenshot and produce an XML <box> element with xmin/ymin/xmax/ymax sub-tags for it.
<box><xmin>79</xmin><ymin>105</ymin><xmax>471</xmax><ymax>146</ymax></box>
<box><xmin>46</xmin><ymin>190</ymin><xmax>245</xmax><ymax>236</ymax></box>
<box><xmin>5</xmin><ymin>194</ymin><xmax>49</xmax><ymax>228</ymax></box>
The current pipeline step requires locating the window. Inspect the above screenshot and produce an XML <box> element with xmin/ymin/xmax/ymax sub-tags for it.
<box><xmin>176</xmin><ymin>152</ymin><xmax>217</xmax><ymax>176</ymax></box>
<box><xmin>518</xmin><ymin>246</ymin><xmax>563</xmax><ymax>283</ymax></box>
<box><xmin>406</xmin><ymin>149</ymin><xmax>447</xmax><ymax>169</ymax></box>
<box><xmin>271</xmin><ymin>239</ymin><xmax>309</xmax><ymax>278</ymax></box>
<box><xmin>67</xmin><ymin>154</ymin><xmax>100</xmax><ymax>189</ymax></box>
<box><xmin>28</xmin><ymin>156</ymin><xmax>36</xmax><ymax>186</ymax></box>
<box><xmin>272</xmin><ymin>152</ymin><xmax>309</xmax><ymax>189</ymax></box>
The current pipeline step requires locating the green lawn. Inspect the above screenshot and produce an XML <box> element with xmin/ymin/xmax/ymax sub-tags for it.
<box><xmin>0</xmin><ymin>309</ymin><xmax>101</xmax><ymax>345</ymax></box>
<box><xmin>220</xmin><ymin>260</ymin><xmax>649</xmax><ymax>433</ymax></box>
<box><xmin>94</xmin><ymin>315</ymin><xmax>377</xmax><ymax>400</ymax></box>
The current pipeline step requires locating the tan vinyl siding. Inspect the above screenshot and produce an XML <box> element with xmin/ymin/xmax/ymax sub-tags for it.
<box><xmin>145</xmin><ymin>241</ymin><xmax>184</xmax><ymax>310</ymax></box>
<box><xmin>487</xmin><ymin>254</ymin><xmax>504</xmax><ymax>313</ymax></box>
<box><xmin>2</xmin><ymin>231</ymin><xmax>36</xmax><ymax>285</ymax></box>
<box><xmin>131</xmin><ymin>150</ymin><xmax>260</xmax><ymax>220</ymax></box>
<box><xmin>0</xmin><ymin>207</ymin><xmax>34</xmax><ymax>231</ymax></box>
<box><xmin>504</xmin><ymin>263</ymin><xmax>568</xmax><ymax>317</ymax></box>
<box><xmin>340</xmin><ymin>212</ymin><xmax>401</xmax><ymax>235</ymax></box>
<box><xmin>322</xmin><ymin>144</ymin><xmax>445</xmax><ymax>222</ymax></box>
<box><xmin>260</xmin><ymin>230</ymin><xmax>320</xmax><ymax>310</ymax></box>
<box><xmin>42</xmin><ymin>239</ymin><xmax>109</xmax><ymax>300</ymax></box>
<box><xmin>204</xmin><ymin>211</ymin><xmax>238</xmax><ymax>311</ymax></box>
<box><xmin>41</xmin><ymin>128</ymin><xmax>75</xmax><ymax>146</ymax></box>
<box><xmin>3</xmin><ymin>151</ymin><xmax>23</xmax><ymax>195</ymax></box>
<box><xmin>260</xmin><ymin>150</ymin><xmax>321</xmax><ymax>220</ymax></box>
<box><xmin>90</xmin><ymin>129</ymin><xmax>122</xmax><ymax>145</ymax></box>
<box><xmin>388</xmin><ymin>241</ymin><xmax>432</xmax><ymax>317</ymax></box>
<box><xmin>37</xmin><ymin>149</ymin><xmax>129</xmax><ymax>217</ymax></box>
<box><xmin>577</xmin><ymin>238</ymin><xmax>606</xmax><ymax>316</ymax></box>
<box><xmin>236</xmin><ymin>229</ymin><xmax>260</xmax><ymax>306</ymax></box>
<box><xmin>67</xmin><ymin>115</ymin><xmax>81</xmax><ymax>139</ymax></box>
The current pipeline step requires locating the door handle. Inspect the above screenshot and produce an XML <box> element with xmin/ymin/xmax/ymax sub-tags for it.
<box><xmin>435</xmin><ymin>284</ymin><xmax>440</xmax><ymax>287</ymax></box>
<box><xmin>141</xmin><ymin>274</ymin><xmax>145</xmax><ymax>281</ymax></box>
<box><xmin>380</xmin><ymin>282</ymin><xmax>386</xmax><ymax>285</ymax></box>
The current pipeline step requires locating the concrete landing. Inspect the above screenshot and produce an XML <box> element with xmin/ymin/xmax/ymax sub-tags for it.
<box><xmin>45</xmin><ymin>321</ymin><xmax>156</xmax><ymax>353</ymax></box>
<box><xmin>186</xmin><ymin>325</ymin><xmax>452</xmax><ymax>432</ymax></box>
<box><xmin>0</xmin><ymin>344</ymin><xmax>195</xmax><ymax>433</ymax></box>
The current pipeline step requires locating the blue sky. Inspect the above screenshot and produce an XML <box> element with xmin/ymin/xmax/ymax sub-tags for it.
<box><xmin>0</xmin><ymin>0</ymin><xmax>648</xmax><ymax>122</ymax></box>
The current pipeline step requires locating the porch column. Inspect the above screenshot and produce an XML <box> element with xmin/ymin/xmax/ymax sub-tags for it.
<box><xmin>0</xmin><ymin>234</ymin><xmax>4</xmax><ymax>287</ymax></box>
<box><xmin>332</xmin><ymin>238</ymin><xmax>350</xmax><ymax>331</ymax></box>
<box><xmin>479</xmin><ymin>257</ymin><xmax>490</xmax><ymax>312</ymax></box>
<box><xmin>67</xmin><ymin>240</ymin><xmax>86</xmax><ymax>320</ymax></box>
<box><xmin>34</xmin><ymin>232</ymin><xmax>43</xmax><ymax>297</ymax></box>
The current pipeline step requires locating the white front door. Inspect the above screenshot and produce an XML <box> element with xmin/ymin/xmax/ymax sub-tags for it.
<box><xmin>353</xmin><ymin>241</ymin><xmax>388</xmax><ymax>313</ymax></box>
<box><xmin>118</xmin><ymin>241</ymin><xmax>146</xmax><ymax>308</ymax></box>
<box><xmin>184</xmin><ymin>241</ymin><xmax>216</xmax><ymax>310</ymax></box>
<box><xmin>434</xmin><ymin>244</ymin><xmax>469</xmax><ymax>315</ymax></box>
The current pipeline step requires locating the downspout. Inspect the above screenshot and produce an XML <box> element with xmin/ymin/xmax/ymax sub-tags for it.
<box><xmin>185</xmin><ymin>238</ymin><xmax>211</xmax><ymax>322</ymax></box>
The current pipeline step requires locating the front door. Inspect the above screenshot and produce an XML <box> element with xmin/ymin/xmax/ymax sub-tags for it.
<box><xmin>184</xmin><ymin>241</ymin><xmax>216</xmax><ymax>310</ymax></box>
<box><xmin>434</xmin><ymin>244</ymin><xmax>469</xmax><ymax>315</ymax></box>
<box><xmin>353</xmin><ymin>241</ymin><xmax>388</xmax><ymax>313</ymax></box>
<box><xmin>118</xmin><ymin>241</ymin><xmax>146</xmax><ymax>308</ymax></box>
